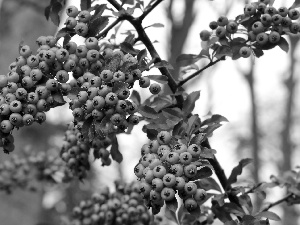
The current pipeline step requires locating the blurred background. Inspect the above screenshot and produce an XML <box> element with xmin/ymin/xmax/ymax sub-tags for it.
<box><xmin>0</xmin><ymin>0</ymin><xmax>299</xmax><ymax>224</ymax></box>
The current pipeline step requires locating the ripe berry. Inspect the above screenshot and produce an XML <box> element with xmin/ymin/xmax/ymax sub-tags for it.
<box><xmin>139</xmin><ymin>77</ymin><xmax>150</xmax><ymax>88</ymax></box>
<box><xmin>65</xmin><ymin>17</ymin><xmax>77</xmax><ymax>29</ymax></box>
<box><xmin>172</xmin><ymin>143</ymin><xmax>187</xmax><ymax>154</ymax></box>
<box><xmin>260</xmin><ymin>14</ymin><xmax>272</xmax><ymax>27</ymax></box>
<box><xmin>19</xmin><ymin>45</ymin><xmax>32</xmax><ymax>58</ymax></box>
<box><xmin>23</xmin><ymin>114</ymin><xmax>34</xmax><ymax>126</ymax></box>
<box><xmin>1</xmin><ymin>120</ymin><xmax>13</xmax><ymax>133</ymax></box>
<box><xmin>278</xmin><ymin>7</ymin><xmax>288</xmax><ymax>17</ymax></box>
<box><xmin>184</xmin><ymin>198</ymin><xmax>198</xmax><ymax>212</ymax></box>
<box><xmin>75</xmin><ymin>22</ymin><xmax>89</xmax><ymax>36</ymax></box>
<box><xmin>9</xmin><ymin>113</ymin><xmax>23</xmax><ymax>126</ymax></box>
<box><xmin>85</xmin><ymin>37</ymin><xmax>99</xmax><ymax>50</ymax></box>
<box><xmin>78</xmin><ymin>10</ymin><xmax>91</xmax><ymax>23</ymax></box>
<box><xmin>63</xmin><ymin>59</ymin><xmax>76</xmax><ymax>72</ymax></box>
<box><xmin>149</xmin><ymin>83</ymin><xmax>161</xmax><ymax>95</ymax></box>
<box><xmin>7</xmin><ymin>72</ymin><xmax>19</xmax><ymax>83</ymax></box>
<box><xmin>268</xmin><ymin>31</ymin><xmax>280</xmax><ymax>44</ymax></box>
<box><xmin>215</xmin><ymin>26</ymin><xmax>226</xmax><ymax>38</ymax></box>
<box><xmin>288</xmin><ymin>9</ymin><xmax>300</xmax><ymax>20</ymax></box>
<box><xmin>0</xmin><ymin>75</ymin><xmax>8</xmax><ymax>88</ymax></box>
<box><xmin>157</xmin><ymin>131</ymin><xmax>172</xmax><ymax>145</ymax></box>
<box><xmin>265</xmin><ymin>6</ymin><xmax>277</xmax><ymax>16</ymax></box>
<box><xmin>161</xmin><ymin>187</ymin><xmax>175</xmax><ymax>201</ymax></box>
<box><xmin>66</xmin><ymin>5</ymin><xmax>79</xmax><ymax>17</ymax></box>
<box><xmin>194</xmin><ymin>189</ymin><xmax>207</xmax><ymax>201</ymax></box>
<box><xmin>244</xmin><ymin>4</ymin><xmax>256</xmax><ymax>16</ymax></box>
<box><xmin>184</xmin><ymin>182</ymin><xmax>197</xmax><ymax>195</ymax></box>
<box><xmin>170</xmin><ymin>164</ymin><xmax>184</xmax><ymax>176</ymax></box>
<box><xmin>252</xmin><ymin>21</ymin><xmax>264</xmax><ymax>35</ymax></box>
<box><xmin>152</xmin><ymin>178</ymin><xmax>164</xmax><ymax>192</ymax></box>
<box><xmin>9</xmin><ymin>100</ymin><xmax>22</xmax><ymax>113</ymax></box>
<box><xmin>110</xmin><ymin>113</ymin><xmax>124</xmax><ymax>126</ymax></box>
<box><xmin>179</xmin><ymin>152</ymin><xmax>193</xmax><ymax>165</ymax></box>
<box><xmin>226</xmin><ymin>21</ymin><xmax>238</xmax><ymax>34</ymax></box>
<box><xmin>166</xmin><ymin>152</ymin><xmax>180</xmax><ymax>164</ymax></box>
<box><xmin>153</xmin><ymin>165</ymin><xmax>167</xmax><ymax>179</ymax></box>
<box><xmin>257</xmin><ymin>3</ymin><xmax>266</xmax><ymax>14</ymax></box>
<box><xmin>100</xmin><ymin>70</ymin><xmax>113</xmax><ymax>82</ymax></box>
<box><xmin>256</xmin><ymin>32</ymin><xmax>269</xmax><ymax>45</ymax></box>
<box><xmin>162</xmin><ymin>173</ymin><xmax>176</xmax><ymax>187</ymax></box>
<box><xmin>175</xmin><ymin>177</ymin><xmax>186</xmax><ymax>190</ymax></box>
<box><xmin>217</xmin><ymin>16</ymin><xmax>229</xmax><ymax>26</ymax></box>
<box><xmin>27</xmin><ymin>55</ymin><xmax>39</xmax><ymax>68</ymax></box>
<box><xmin>290</xmin><ymin>22</ymin><xmax>300</xmax><ymax>34</ymax></box>
<box><xmin>272</xmin><ymin>14</ymin><xmax>282</xmax><ymax>25</ymax></box>
<box><xmin>134</xmin><ymin>164</ymin><xmax>145</xmax><ymax>178</ymax></box>
<box><xmin>209</xmin><ymin>21</ymin><xmax>218</xmax><ymax>30</ymax></box>
<box><xmin>139</xmin><ymin>182</ymin><xmax>151</xmax><ymax>197</ymax></box>
<box><xmin>105</xmin><ymin>92</ymin><xmax>118</xmax><ymax>105</ymax></box>
<box><xmin>281</xmin><ymin>17</ymin><xmax>292</xmax><ymax>27</ymax></box>
<box><xmin>0</xmin><ymin>104</ymin><xmax>10</xmax><ymax>116</ymax></box>
<box><xmin>184</xmin><ymin>164</ymin><xmax>197</xmax><ymax>178</ymax></box>
<box><xmin>200</xmin><ymin>30</ymin><xmax>211</xmax><ymax>41</ymax></box>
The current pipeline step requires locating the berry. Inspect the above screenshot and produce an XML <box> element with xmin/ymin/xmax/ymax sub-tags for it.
<box><xmin>162</xmin><ymin>173</ymin><xmax>176</xmax><ymax>187</ymax></box>
<box><xmin>1</xmin><ymin>120</ymin><xmax>13</xmax><ymax>133</ymax></box>
<box><xmin>0</xmin><ymin>75</ymin><xmax>8</xmax><ymax>88</ymax></box>
<box><xmin>66</xmin><ymin>5</ymin><xmax>79</xmax><ymax>17</ymax></box>
<box><xmin>19</xmin><ymin>45</ymin><xmax>32</xmax><ymax>58</ymax></box>
<box><xmin>105</xmin><ymin>92</ymin><xmax>118</xmax><ymax>105</ymax></box>
<box><xmin>194</xmin><ymin>189</ymin><xmax>207</xmax><ymax>201</ymax></box>
<box><xmin>288</xmin><ymin>9</ymin><xmax>300</xmax><ymax>20</ymax></box>
<box><xmin>184</xmin><ymin>182</ymin><xmax>197</xmax><ymax>195</ymax></box>
<box><xmin>278</xmin><ymin>7</ymin><xmax>288</xmax><ymax>17</ymax></box>
<box><xmin>209</xmin><ymin>21</ymin><xmax>218</xmax><ymax>30</ymax></box>
<box><xmin>226</xmin><ymin>21</ymin><xmax>238</xmax><ymax>34</ymax></box>
<box><xmin>215</xmin><ymin>26</ymin><xmax>226</xmax><ymax>38</ymax></box>
<box><xmin>149</xmin><ymin>83</ymin><xmax>161</xmax><ymax>95</ymax></box>
<box><xmin>161</xmin><ymin>187</ymin><xmax>175</xmax><ymax>201</ymax></box>
<box><xmin>217</xmin><ymin>16</ymin><xmax>229</xmax><ymax>26</ymax></box>
<box><xmin>281</xmin><ymin>17</ymin><xmax>292</xmax><ymax>27</ymax></box>
<box><xmin>272</xmin><ymin>14</ymin><xmax>282</xmax><ymax>25</ymax></box>
<box><xmin>244</xmin><ymin>4</ymin><xmax>256</xmax><ymax>16</ymax></box>
<box><xmin>239</xmin><ymin>46</ymin><xmax>251</xmax><ymax>58</ymax></box>
<box><xmin>260</xmin><ymin>14</ymin><xmax>272</xmax><ymax>27</ymax></box>
<box><xmin>290</xmin><ymin>22</ymin><xmax>300</xmax><ymax>34</ymax></box>
<box><xmin>256</xmin><ymin>32</ymin><xmax>269</xmax><ymax>45</ymax></box>
<box><xmin>153</xmin><ymin>165</ymin><xmax>167</xmax><ymax>178</ymax></box>
<box><xmin>200</xmin><ymin>30</ymin><xmax>211</xmax><ymax>41</ymax></box>
<box><xmin>65</xmin><ymin>17</ymin><xmax>77</xmax><ymax>29</ymax></box>
<box><xmin>157</xmin><ymin>131</ymin><xmax>172</xmax><ymax>145</ymax></box>
<box><xmin>184</xmin><ymin>164</ymin><xmax>197</xmax><ymax>178</ymax></box>
<box><xmin>179</xmin><ymin>152</ymin><xmax>193</xmax><ymax>165</ymax></box>
<box><xmin>268</xmin><ymin>31</ymin><xmax>280</xmax><ymax>44</ymax></box>
<box><xmin>152</xmin><ymin>178</ymin><xmax>164</xmax><ymax>192</ymax></box>
<box><xmin>252</xmin><ymin>21</ymin><xmax>264</xmax><ymax>35</ymax></box>
<box><xmin>264</xmin><ymin>6</ymin><xmax>277</xmax><ymax>16</ymax></box>
<box><xmin>75</xmin><ymin>22</ymin><xmax>89</xmax><ymax>36</ymax></box>
<box><xmin>139</xmin><ymin>77</ymin><xmax>150</xmax><ymax>88</ymax></box>
<box><xmin>175</xmin><ymin>177</ymin><xmax>186</xmax><ymax>190</ymax></box>
<box><xmin>184</xmin><ymin>198</ymin><xmax>198</xmax><ymax>212</ymax></box>
<box><xmin>78</xmin><ymin>10</ymin><xmax>91</xmax><ymax>23</ymax></box>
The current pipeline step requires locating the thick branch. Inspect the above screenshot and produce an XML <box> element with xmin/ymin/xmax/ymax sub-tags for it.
<box><xmin>139</xmin><ymin>0</ymin><xmax>163</xmax><ymax>22</ymax></box>
<box><xmin>177</xmin><ymin>56</ymin><xmax>225</xmax><ymax>87</ymax></box>
<box><xmin>262</xmin><ymin>193</ymin><xmax>293</xmax><ymax>212</ymax></box>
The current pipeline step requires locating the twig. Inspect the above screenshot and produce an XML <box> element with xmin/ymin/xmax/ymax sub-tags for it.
<box><xmin>177</xmin><ymin>56</ymin><xmax>226</xmax><ymax>88</ymax></box>
<box><xmin>138</xmin><ymin>0</ymin><xmax>163</xmax><ymax>22</ymax></box>
<box><xmin>95</xmin><ymin>17</ymin><xmax>123</xmax><ymax>39</ymax></box>
<box><xmin>261</xmin><ymin>193</ymin><xmax>293</xmax><ymax>212</ymax></box>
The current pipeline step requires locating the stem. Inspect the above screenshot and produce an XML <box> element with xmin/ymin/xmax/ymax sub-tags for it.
<box><xmin>177</xmin><ymin>56</ymin><xmax>225</xmax><ymax>88</ymax></box>
<box><xmin>262</xmin><ymin>193</ymin><xmax>293</xmax><ymax>212</ymax></box>
<box><xmin>138</xmin><ymin>0</ymin><xmax>163</xmax><ymax>22</ymax></box>
<box><xmin>95</xmin><ymin>17</ymin><xmax>123</xmax><ymax>39</ymax></box>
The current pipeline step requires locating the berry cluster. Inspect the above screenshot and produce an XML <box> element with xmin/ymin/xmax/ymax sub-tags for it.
<box><xmin>60</xmin><ymin>122</ymin><xmax>91</xmax><ymax>179</ymax></box>
<box><xmin>0</xmin><ymin>34</ymin><xmax>74</xmax><ymax>153</ymax></box>
<box><xmin>70</xmin><ymin>181</ymin><xmax>151</xmax><ymax>225</ymax></box>
<box><xmin>200</xmin><ymin>0</ymin><xmax>300</xmax><ymax>58</ymax></box>
<box><xmin>134</xmin><ymin>131</ymin><xmax>207</xmax><ymax>214</ymax></box>
<box><xmin>0</xmin><ymin>149</ymin><xmax>71</xmax><ymax>193</ymax></box>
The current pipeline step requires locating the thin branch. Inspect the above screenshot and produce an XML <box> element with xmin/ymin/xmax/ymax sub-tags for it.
<box><xmin>138</xmin><ymin>0</ymin><xmax>163</xmax><ymax>22</ymax></box>
<box><xmin>177</xmin><ymin>56</ymin><xmax>226</xmax><ymax>88</ymax></box>
<box><xmin>262</xmin><ymin>193</ymin><xmax>293</xmax><ymax>212</ymax></box>
<box><xmin>107</xmin><ymin>0</ymin><xmax>123</xmax><ymax>11</ymax></box>
<box><xmin>95</xmin><ymin>17</ymin><xmax>123</xmax><ymax>39</ymax></box>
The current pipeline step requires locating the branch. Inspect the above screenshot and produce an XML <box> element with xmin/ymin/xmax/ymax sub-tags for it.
<box><xmin>139</xmin><ymin>0</ymin><xmax>163</xmax><ymax>22</ymax></box>
<box><xmin>202</xmin><ymin>139</ymin><xmax>243</xmax><ymax>208</ymax></box>
<box><xmin>95</xmin><ymin>17</ymin><xmax>123</xmax><ymax>39</ymax></box>
<box><xmin>107</xmin><ymin>0</ymin><xmax>123</xmax><ymax>11</ymax></box>
<box><xmin>262</xmin><ymin>193</ymin><xmax>293</xmax><ymax>212</ymax></box>
<box><xmin>177</xmin><ymin>56</ymin><xmax>226</xmax><ymax>88</ymax></box>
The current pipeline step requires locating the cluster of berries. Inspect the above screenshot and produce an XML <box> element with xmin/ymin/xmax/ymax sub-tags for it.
<box><xmin>64</xmin><ymin>6</ymin><xmax>93</xmax><ymax>37</ymax></box>
<box><xmin>134</xmin><ymin>131</ymin><xmax>207</xmax><ymax>214</ymax></box>
<box><xmin>60</xmin><ymin>122</ymin><xmax>91</xmax><ymax>179</ymax></box>
<box><xmin>0</xmin><ymin>149</ymin><xmax>71</xmax><ymax>193</ymax></box>
<box><xmin>70</xmin><ymin>181</ymin><xmax>151</xmax><ymax>225</ymax></box>
<box><xmin>0</xmin><ymin>34</ymin><xmax>75</xmax><ymax>153</ymax></box>
<box><xmin>200</xmin><ymin>0</ymin><xmax>300</xmax><ymax>58</ymax></box>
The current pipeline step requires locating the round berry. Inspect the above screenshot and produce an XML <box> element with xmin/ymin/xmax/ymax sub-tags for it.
<box><xmin>161</xmin><ymin>187</ymin><xmax>176</xmax><ymax>201</ymax></box>
<box><xmin>66</xmin><ymin>5</ymin><xmax>79</xmax><ymax>17</ymax></box>
<box><xmin>75</xmin><ymin>22</ymin><xmax>89</xmax><ymax>36</ymax></box>
<box><xmin>215</xmin><ymin>26</ymin><xmax>226</xmax><ymax>38</ymax></box>
<box><xmin>179</xmin><ymin>152</ymin><xmax>193</xmax><ymax>165</ymax></box>
<box><xmin>184</xmin><ymin>164</ymin><xmax>197</xmax><ymax>178</ymax></box>
<box><xmin>200</xmin><ymin>30</ymin><xmax>211</xmax><ymax>41</ymax></box>
<box><xmin>184</xmin><ymin>198</ymin><xmax>198</xmax><ymax>212</ymax></box>
<box><xmin>78</xmin><ymin>10</ymin><xmax>91</xmax><ymax>23</ymax></box>
<box><xmin>278</xmin><ymin>6</ymin><xmax>288</xmax><ymax>17</ymax></box>
<box><xmin>194</xmin><ymin>189</ymin><xmax>207</xmax><ymax>201</ymax></box>
<box><xmin>153</xmin><ymin>165</ymin><xmax>167</xmax><ymax>179</ymax></box>
<box><xmin>184</xmin><ymin>182</ymin><xmax>197</xmax><ymax>195</ymax></box>
<box><xmin>162</xmin><ymin>173</ymin><xmax>176</xmax><ymax>187</ymax></box>
<box><xmin>256</xmin><ymin>32</ymin><xmax>269</xmax><ymax>45</ymax></box>
<box><xmin>209</xmin><ymin>21</ymin><xmax>218</xmax><ymax>30</ymax></box>
<box><xmin>268</xmin><ymin>31</ymin><xmax>280</xmax><ymax>43</ymax></box>
<box><xmin>288</xmin><ymin>9</ymin><xmax>300</xmax><ymax>20</ymax></box>
<box><xmin>217</xmin><ymin>16</ymin><xmax>228</xmax><ymax>26</ymax></box>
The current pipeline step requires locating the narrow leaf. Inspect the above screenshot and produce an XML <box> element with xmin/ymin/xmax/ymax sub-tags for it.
<box><xmin>182</xmin><ymin>91</ymin><xmax>200</xmax><ymax>115</ymax></box>
<box><xmin>278</xmin><ymin>37</ymin><xmax>289</xmax><ymax>53</ymax></box>
<box><xmin>110</xmin><ymin>135</ymin><xmax>123</xmax><ymax>163</ymax></box>
<box><xmin>166</xmin><ymin>197</ymin><xmax>178</xmax><ymax>212</ymax></box>
<box><xmin>257</xmin><ymin>211</ymin><xmax>281</xmax><ymax>221</ymax></box>
<box><xmin>153</xmin><ymin>60</ymin><xmax>174</xmax><ymax>70</ymax></box>
<box><xmin>130</xmin><ymin>90</ymin><xmax>141</xmax><ymax>105</ymax></box>
<box><xmin>227</xmin><ymin>158</ymin><xmax>253</xmax><ymax>188</ymax></box>
<box><xmin>120</xmin><ymin>42</ymin><xmax>139</xmax><ymax>55</ymax></box>
<box><xmin>88</xmin><ymin>16</ymin><xmax>109</xmax><ymax>37</ymax></box>
<box><xmin>50</xmin><ymin>2</ymin><xmax>63</xmax><ymax>26</ymax></box>
<box><xmin>145</xmin><ymin>75</ymin><xmax>168</xmax><ymax>84</ymax></box>
<box><xmin>138</xmin><ymin>105</ymin><xmax>159</xmax><ymax>119</ymax></box>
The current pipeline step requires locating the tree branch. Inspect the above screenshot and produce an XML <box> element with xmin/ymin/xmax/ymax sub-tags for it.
<box><xmin>107</xmin><ymin>0</ymin><xmax>123</xmax><ymax>11</ymax></box>
<box><xmin>138</xmin><ymin>0</ymin><xmax>163</xmax><ymax>22</ymax></box>
<box><xmin>262</xmin><ymin>193</ymin><xmax>293</xmax><ymax>212</ymax></box>
<box><xmin>95</xmin><ymin>17</ymin><xmax>123</xmax><ymax>39</ymax></box>
<box><xmin>177</xmin><ymin>56</ymin><xmax>225</xmax><ymax>88</ymax></box>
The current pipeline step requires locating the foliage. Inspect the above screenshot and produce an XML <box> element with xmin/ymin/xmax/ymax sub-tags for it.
<box><xmin>0</xmin><ymin>0</ymin><xmax>300</xmax><ymax>224</ymax></box>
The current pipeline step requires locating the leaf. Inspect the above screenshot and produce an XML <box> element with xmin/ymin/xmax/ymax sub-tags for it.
<box><xmin>189</xmin><ymin>133</ymin><xmax>206</xmax><ymax>145</ymax></box>
<box><xmin>88</xmin><ymin>16</ymin><xmax>109</xmax><ymax>37</ymax></box>
<box><xmin>146</xmin><ymin>23</ymin><xmax>164</xmax><ymax>28</ymax></box>
<box><xmin>186</xmin><ymin>115</ymin><xmax>201</xmax><ymax>136</ymax></box>
<box><xmin>50</xmin><ymin>2</ymin><xmax>63</xmax><ymax>26</ymax></box>
<box><xmin>214</xmin><ymin>45</ymin><xmax>232</xmax><ymax>59</ymax></box>
<box><xmin>52</xmin><ymin>90</ymin><xmax>66</xmax><ymax>105</ymax></box>
<box><xmin>227</xmin><ymin>158</ymin><xmax>253</xmax><ymax>188</ymax></box>
<box><xmin>121</xmin><ymin>0</ymin><xmax>135</xmax><ymax>5</ymax></box>
<box><xmin>145</xmin><ymin>75</ymin><xmax>168</xmax><ymax>84</ymax></box>
<box><xmin>137</xmin><ymin>49</ymin><xmax>147</xmax><ymax>65</ymax></box>
<box><xmin>200</xmin><ymin>147</ymin><xmax>217</xmax><ymax>159</ymax></box>
<box><xmin>44</xmin><ymin>5</ymin><xmax>51</xmax><ymax>21</ymax></box>
<box><xmin>176</xmin><ymin>54</ymin><xmax>201</xmax><ymax>67</ymax></box>
<box><xmin>256</xmin><ymin>211</ymin><xmax>281</xmax><ymax>221</ymax></box>
<box><xmin>239</xmin><ymin>194</ymin><xmax>253</xmax><ymax>214</ymax></box>
<box><xmin>290</xmin><ymin>0</ymin><xmax>300</xmax><ymax>9</ymax></box>
<box><xmin>201</xmin><ymin>114</ymin><xmax>229</xmax><ymax>126</ymax></box>
<box><xmin>165</xmin><ymin>207</ymin><xmax>178</xmax><ymax>224</ymax></box>
<box><xmin>278</xmin><ymin>37</ymin><xmax>289</xmax><ymax>53</ymax></box>
<box><xmin>82</xmin><ymin>117</ymin><xmax>94</xmax><ymax>141</ymax></box>
<box><xmin>223</xmin><ymin>203</ymin><xmax>245</xmax><ymax>217</ymax></box>
<box><xmin>189</xmin><ymin>167</ymin><xmax>213</xmax><ymax>181</ymax></box>
<box><xmin>81</xmin><ymin>0</ymin><xmax>91</xmax><ymax>10</ymax></box>
<box><xmin>138</xmin><ymin>105</ymin><xmax>159</xmax><ymax>119</ymax></box>
<box><xmin>182</xmin><ymin>91</ymin><xmax>200</xmax><ymax>115</ymax></box>
<box><xmin>224</xmin><ymin>220</ymin><xmax>239</xmax><ymax>225</ymax></box>
<box><xmin>124</xmin><ymin>34</ymin><xmax>135</xmax><ymax>45</ymax></box>
<box><xmin>130</xmin><ymin>90</ymin><xmax>141</xmax><ymax>105</ymax></box>
<box><xmin>67</xmin><ymin>87</ymin><xmax>86</xmax><ymax>100</ymax></box>
<box><xmin>91</xmin><ymin>4</ymin><xmax>106</xmax><ymax>18</ymax></box>
<box><xmin>153</xmin><ymin>60</ymin><xmax>174</xmax><ymax>70</ymax></box>
<box><xmin>195</xmin><ymin>177</ymin><xmax>222</xmax><ymax>192</ymax></box>
<box><xmin>120</xmin><ymin>42</ymin><xmax>139</xmax><ymax>55</ymax></box>
<box><xmin>166</xmin><ymin>197</ymin><xmax>178</xmax><ymax>212</ymax></box>
<box><xmin>110</xmin><ymin>135</ymin><xmax>123</xmax><ymax>163</ymax></box>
